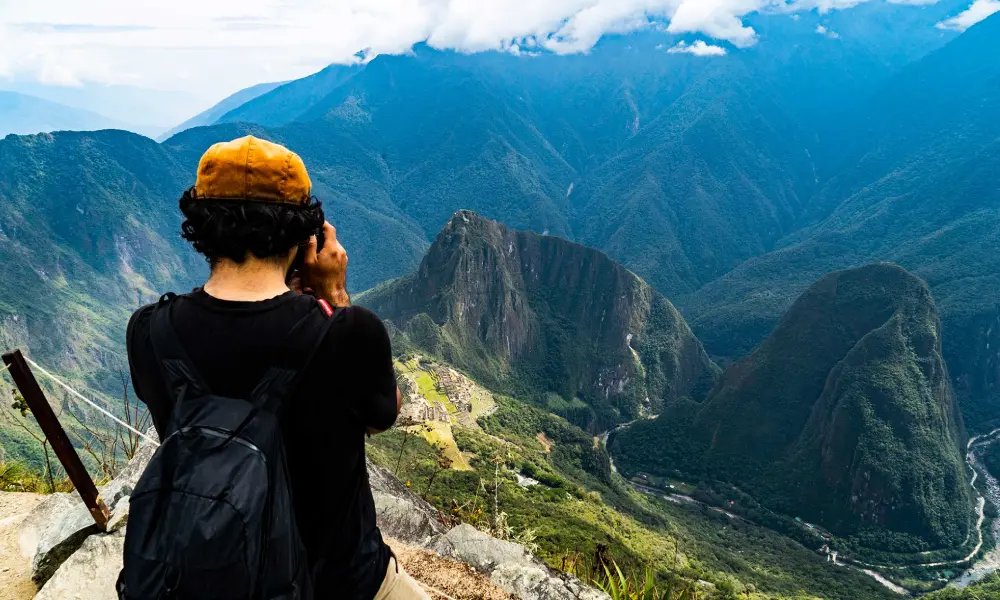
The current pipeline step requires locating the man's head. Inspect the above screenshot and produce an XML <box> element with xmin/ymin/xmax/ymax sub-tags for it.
<box><xmin>180</xmin><ymin>136</ymin><xmax>324</xmax><ymax>268</ymax></box>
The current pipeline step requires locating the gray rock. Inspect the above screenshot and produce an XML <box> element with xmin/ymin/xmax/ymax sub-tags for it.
<box><xmin>367</xmin><ymin>458</ymin><xmax>447</xmax><ymax>546</ymax></box>
<box><xmin>106</xmin><ymin>496</ymin><xmax>129</xmax><ymax>534</ymax></box>
<box><xmin>23</xmin><ymin>443</ymin><xmax>606</xmax><ymax>600</ymax></box>
<box><xmin>35</xmin><ymin>532</ymin><xmax>124</xmax><ymax>600</ymax></box>
<box><xmin>15</xmin><ymin>429</ymin><xmax>156</xmax><ymax>588</ymax></box>
<box><xmin>18</xmin><ymin>492</ymin><xmax>101</xmax><ymax>586</ymax></box>
<box><xmin>99</xmin><ymin>427</ymin><xmax>158</xmax><ymax>512</ymax></box>
<box><xmin>432</xmin><ymin>524</ymin><xmax>609</xmax><ymax>600</ymax></box>
<box><xmin>431</xmin><ymin>524</ymin><xmax>535</xmax><ymax>570</ymax></box>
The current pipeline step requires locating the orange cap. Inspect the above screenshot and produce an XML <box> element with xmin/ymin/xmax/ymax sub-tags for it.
<box><xmin>193</xmin><ymin>135</ymin><xmax>312</xmax><ymax>205</ymax></box>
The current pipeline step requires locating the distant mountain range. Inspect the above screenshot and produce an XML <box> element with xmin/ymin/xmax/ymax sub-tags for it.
<box><xmin>157</xmin><ymin>81</ymin><xmax>286</xmax><ymax>140</ymax></box>
<box><xmin>0</xmin><ymin>91</ymin><xmax>134</xmax><ymax>138</ymax></box>
<box><xmin>684</xmin><ymin>12</ymin><xmax>1000</xmax><ymax>431</ymax></box>
<box><xmin>1</xmin><ymin>11</ymin><xmax>996</xmax><ymax>434</ymax></box>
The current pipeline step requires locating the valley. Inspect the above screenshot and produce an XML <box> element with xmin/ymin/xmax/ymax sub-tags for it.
<box><xmin>2</xmin><ymin>5</ymin><xmax>999</xmax><ymax>600</ymax></box>
<box><xmin>370</xmin><ymin>320</ymin><xmax>1000</xmax><ymax>597</ymax></box>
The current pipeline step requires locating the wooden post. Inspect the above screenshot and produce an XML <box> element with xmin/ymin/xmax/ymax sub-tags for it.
<box><xmin>3</xmin><ymin>349</ymin><xmax>110</xmax><ymax>530</ymax></box>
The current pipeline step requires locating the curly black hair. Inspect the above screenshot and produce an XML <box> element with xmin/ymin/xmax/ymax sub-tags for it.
<box><xmin>179</xmin><ymin>187</ymin><xmax>325</xmax><ymax>265</ymax></box>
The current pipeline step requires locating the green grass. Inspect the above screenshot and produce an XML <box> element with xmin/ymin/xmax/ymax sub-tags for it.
<box><xmin>925</xmin><ymin>572</ymin><xmax>1000</xmax><ymax>599</ymax></box>
<box><xmin>414</xmin><ymin>370</ymin><xmax>450</xmax><ymax>405</ymax></box>
<box><xmin>368</xmin><ymin>394</ymin><xmax>896</xmax><ymax>600</ymax></box>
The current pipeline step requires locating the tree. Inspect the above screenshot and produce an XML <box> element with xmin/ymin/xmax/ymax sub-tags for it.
<box><xmin>3</xmin><ymin>388</ymin><xmax>59</xmax><ymax>492</ymax></box>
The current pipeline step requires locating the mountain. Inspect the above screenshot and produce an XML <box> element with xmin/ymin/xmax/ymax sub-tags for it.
<box><xmin>360</xmin><ymin>210</ymin><xmax>720</xmax><ymax>430</ymax></box>
<box><xmin>0</xmin><ymin>81</ymin><xmax>201</xmax><ymax>135</ymax></box>
<box><xmin>0</xmin><ymin>92</ymin><xmax>130</xmax><ymax>137</ymax></box>
<box><xmin>158</xmin><ymin>81</ymin><xmax>285</xmax><ymax>140</ymax></box>
<box><xmin>215</xmin><ymin>64</ymin><xmax>363</xmax><ymax>127</ymax></box>
<box><xmin>0</xmin><ymin>130</ymin><xmax>207</xmax><ymax>463</ymax></box>
<box><xmin>615</xmin><ymin>264</ymin><xmax>972</xmax><ymax>551</ymax></box>
<box><xmin>172</xmin><ymin>42</ymin><xmax>818</xmax><ymax>297</ymax></box>
<box><xmin>0</xmin><ymin>131</ymin><xmax>204</xmax><ymax>374</ymax></box>
<box><xmin>684</xmin><ymin>13</ymin><xmax>1000</xmax><ymax>431</ymax></box>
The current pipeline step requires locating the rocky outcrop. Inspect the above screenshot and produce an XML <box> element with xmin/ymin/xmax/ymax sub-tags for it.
<box><xmin>362</xmin><ymin>210</ymin><xmax>719</xmax><ymax>431</ymax></box>
<box><xmin>367</xmin><ymin>457</ymin><xmax>448</xmax><ymax>547</ymax></box>
<box><xmin>98</xmin><ymin>428</ymin><xmax>158</xmax><ymax>513</ymax></box>
<box><xmin>24</xmin><ymin>437</ymin><xmax>607</xmax><ymax>600</ymax></box>
<box><xmin>433</xmin><ymin>525</ymin><xmax>607</xmax><ymax>600</ymax></box>
<box><xmin>18</xmin><ymin>492</ymin><xmax>101</xmax><ymax>586</ymax></box>
<box><xmin>34</xmin><ymin>533</ymin><xmax>124</xmax><ymax>600</ymax></box>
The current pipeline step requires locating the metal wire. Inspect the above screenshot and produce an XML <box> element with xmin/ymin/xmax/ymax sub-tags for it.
<box><xmin>24</xmin><ymin>357</ymin><xmax>159</xmax><ymax>446</ymax></box>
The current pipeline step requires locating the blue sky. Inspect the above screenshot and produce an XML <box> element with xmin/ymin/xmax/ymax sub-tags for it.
<box><xmin>0</xmin><ymin>0</ymin><xmax>995</xmax><ymax>123</ymax></box>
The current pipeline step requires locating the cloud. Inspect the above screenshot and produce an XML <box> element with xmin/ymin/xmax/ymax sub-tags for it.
<box><xmin>666</xmin><ymin>40</ymin><xmax>728</xmax><ymax>56</ymax></box>
<box><xmin>0</xmin><ymin>0</ymin><xmax>952</xmax><ymax>104</ymax></box>
<box><xmin>815</xmin><ymin>24</ymin><xmax>841</xmax><ymax>38</ymax></box>
<box><xmin>937</xmin><ymin>0</ymin><xmax>1000</xmax><ymax>30</ymax></box>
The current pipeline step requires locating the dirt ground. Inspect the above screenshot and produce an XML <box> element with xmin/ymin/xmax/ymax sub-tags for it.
<box><xmin>0</xmin><ymin>493</ymin><xmax>513</xmax><ymax>600</ymax></box>
<box><xmin>390</xmin><ymin>540</ymin><xmax>516</xmax><ymax>600</ymax></box>
<box><xmin>0</xmin><ymin>492</ymin><xmax>44</xmax><ymax>600</ymax></box>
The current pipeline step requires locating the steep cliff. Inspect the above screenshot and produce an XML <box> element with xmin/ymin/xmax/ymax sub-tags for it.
<box><xmin>616</xmin><ymin>264</ymin><xmax>971</xmax><ymax>550</ymax></box>
<box><xmin>361</xmin><ymin>210</ymin><xmax>719</xmax><ymax>430</ymax></box>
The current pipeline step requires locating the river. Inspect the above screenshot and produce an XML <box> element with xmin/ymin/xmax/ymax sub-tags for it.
<box><xmin>951</xmin><ymin>427</ymin><xmax>1000</xmax><ymax>588</ymax></box>
<box><xmin>601</xmin><ymin>420</ymin><xmax>1000</xmax><ymax>593</ymax></box>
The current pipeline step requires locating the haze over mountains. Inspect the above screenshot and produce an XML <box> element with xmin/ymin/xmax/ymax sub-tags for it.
<box><xmin>0</xmin><ymin>91</ymin><xmax>133</xmax><ymax>138</ymax></box>
<box><xmin>1</xmin><ymin>4</ymin><xmax>999</xmax><ymax>595</ymax></box>
<box><xmin>1</xmin><ymin>10</ymin><xmax>996</xmax><ymax>425</ymax></box>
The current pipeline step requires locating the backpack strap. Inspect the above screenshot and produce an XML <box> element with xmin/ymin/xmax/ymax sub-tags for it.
<box><xmin>149</xmin><ymin>293</ymin><xmax>212</xmax><ymax>406</ymax></box>
<box><xmin>249</xmin><ymin>301</ymin><xmax>343</xmax><ymax>414</ymax></box>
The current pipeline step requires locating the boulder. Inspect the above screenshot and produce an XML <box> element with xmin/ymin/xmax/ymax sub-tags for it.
<box><xmin>20</xmin><ymin>441</ymin><xmax>607</xmax><ymax>600</ymax></box>
<box><xmin>367</xmin><ymin>458</ymin><xmax>448</xmax><ymax>546</ymax></box>
<box><xmin>18</xmin><ymin>492</ymin><xmax>101</xmax><ymax>586</ymax></box>
<box><xmin>432</xmin><ymin>524</ymin><xmax>609</xmax><ymax>600</ymax></box>
<box><xmin>99</xmin><ymin>428</ymin><xmax>158</xmax><ymax>513</ymax></box>
<box><xmin>34</xmin><ymin>532</ymin><xmax>123</xmax><ymax>600</ymax></box>
<box><xmin>106</xmin><ymin>496</ymin><xmax>129</xmax><ymax>534</ymax></box>
<box><xmin>15</xmin><ymin>429</ymin><xmax>157</xmax><ymax>588</ymax></box>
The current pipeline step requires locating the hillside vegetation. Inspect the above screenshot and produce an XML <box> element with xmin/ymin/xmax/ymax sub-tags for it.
<box><xmin>684</xmin><ymin>13</ymin><xmax>1000</xmax><ymax>433</ymax></box>
<box><xmin>615</xmin><ymin>264</ymin><xmax>972</xmax><ymax>553</ymax></box>
<box><xmin>361</xmin><ymin>210</ymin><xmax>719</xmax><ymax>431</ymax></box>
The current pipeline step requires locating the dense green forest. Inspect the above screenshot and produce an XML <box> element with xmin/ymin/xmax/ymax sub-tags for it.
<box><xmin>615</xmin><ymin>265</ymin><xmax>973</xmax><ymax>555</ymax></box>
<box><xmin>367</xmin><ymin>394</ymin><xmax>895</xmax><ymax>600</ymax></box>
<box><xmin>360</xmin><ymin>210</ymin><xmax>719</xmax><ymax>431</ymax></box>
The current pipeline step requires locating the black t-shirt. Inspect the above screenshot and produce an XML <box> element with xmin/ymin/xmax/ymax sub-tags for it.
<box><xmin>126</xmin><ymin>289</ymin><xmax>397</xmax><ymax>600</ymax></box>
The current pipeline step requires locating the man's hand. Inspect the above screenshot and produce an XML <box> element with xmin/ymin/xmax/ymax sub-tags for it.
<box><xmin>301</xmin><ymin>221</ymin><xmax>350</xmax><ymax>306</ymax></box>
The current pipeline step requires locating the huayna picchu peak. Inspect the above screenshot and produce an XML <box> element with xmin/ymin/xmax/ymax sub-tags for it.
<box><xmin>360</xmin><ymin>210</ymin><xmax>720</xmax><ymax>431</ymax></box>
<box><xmin>614</xmin><ymin>263</ymin><xmax>972</xmax><ymax>552</ymax></box>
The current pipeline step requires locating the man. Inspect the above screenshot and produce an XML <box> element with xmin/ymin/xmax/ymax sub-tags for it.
<box><xmin>126</xmin><ymin>136</ymin><xmax>428</xmax><ymax>599</ymax></box>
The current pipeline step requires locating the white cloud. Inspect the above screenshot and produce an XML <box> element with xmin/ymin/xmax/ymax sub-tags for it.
<box><xmin>0</xmin><ymin>0</ymin><xmax>951</xmax><ymax>105</ymax></box>
<box><xmin>666</xmin><ymin>40</ymin><xmax>728</xmax><ymax>55</ymax></box>
<box><xmin>937</xmin><ymin>0</ymin><xmax>1000</xmax><ymax>30</ymax></box>
<box><xmin>815</xmin><ymin>24</ymin><xmax>841</xmax><ymax>38</ymax></box>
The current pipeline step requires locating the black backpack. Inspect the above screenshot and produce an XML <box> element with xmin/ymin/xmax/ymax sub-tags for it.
<box><xmin>118</xmin><ymin>293</ymin><xmax>338</xmax><ymax>600</ymax></box>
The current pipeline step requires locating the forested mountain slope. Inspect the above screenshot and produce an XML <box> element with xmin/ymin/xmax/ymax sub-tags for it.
<box><xmin>360</xmin><ymin>211</ymin><xmax>719</xmax><ymax>431</ymax></box>
<box><xmin>616</xmin><ymin>264</ymin><xmax>972</xmax><ymax>552</ymax></box>
<box><xmin>685</xmin><ymin>13</ymin><xmax>1000</xmax><ymax>430</ymax></box>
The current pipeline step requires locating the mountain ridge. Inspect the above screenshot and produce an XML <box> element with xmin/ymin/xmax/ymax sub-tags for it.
<box><xmin>0</xmin><ymin>92</ymin><xmax>133</xmax><ymax>138</ymax></box>
<box><xmin>616</xmin><ymin>264</ymin><xmax>973</xmax><ymax>551</ymax></box>
<box><xmin>360</xmin><ymin>210</ymin><xmax>720</xmax><ymax>430</ymax></box>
